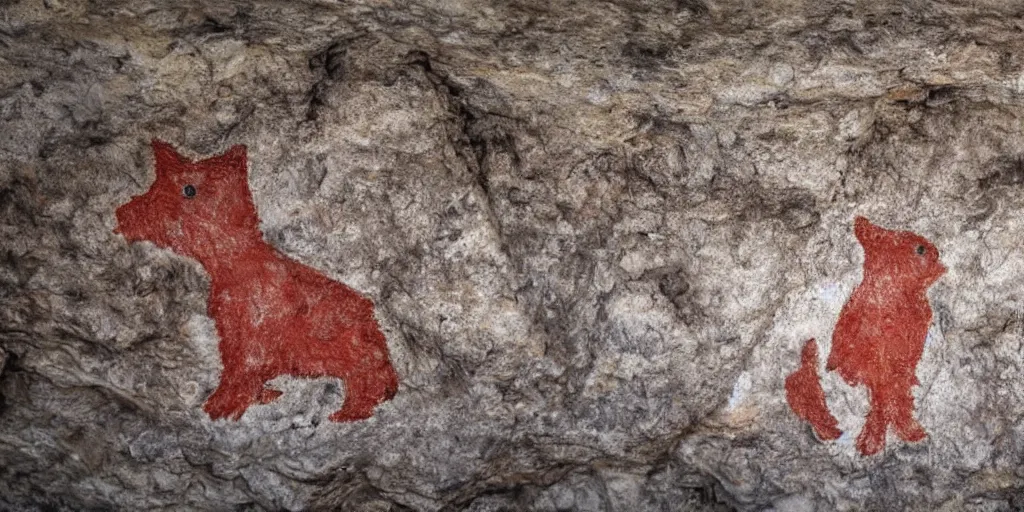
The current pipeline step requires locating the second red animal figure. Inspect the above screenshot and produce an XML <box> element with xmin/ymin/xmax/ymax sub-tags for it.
<box><xmin>115</xmin><ymin>140</ymin><xmax>398</xmax><ymax>422</ymax></box>
<box><xmin>785</xmin><ymin>217</ymin><xmax>945</xmax><ymax>455</ymax></box>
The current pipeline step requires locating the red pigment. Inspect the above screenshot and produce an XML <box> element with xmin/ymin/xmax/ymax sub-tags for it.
<box><xmin>785</xmin><ymin>216</ymin><xmax>945</xmax><ymax>455</ymax></box>
<box><xmin>115</xmin><ymin>140</ymin><xmax>398</xmax><ymax>422</ymax></box>
<box><xmin>784</xmin><ymin>338</ymin><xmax>841</xmax><ymax>441</ymax></box>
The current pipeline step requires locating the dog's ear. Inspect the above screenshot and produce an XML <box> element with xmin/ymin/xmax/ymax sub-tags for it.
<box><xmin>152</xmin><ymin>139</ymin><xmax>188</xmax><ymax>176</ymax></box>
<box><xmin>200</xmin><ymin>144</ymin><xmax>248</xmax><ymax>181</ymax></box>
<box><xmin>853</xmin><ymin>216</ymin><xmax>882</xmax><ymax>247</ymax></box>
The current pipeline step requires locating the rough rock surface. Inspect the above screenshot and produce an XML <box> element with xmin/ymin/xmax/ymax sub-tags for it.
<box><xmin>3</xmin><ymin>0</ymin><xmax>1024</xmax><ymax>510</ymax></box>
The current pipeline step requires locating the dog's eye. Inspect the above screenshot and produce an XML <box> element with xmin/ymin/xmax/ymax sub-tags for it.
<box><xmin>183</xmin><ymin>184</ymin><xmax>197</xmax><ymax>198</ymax></box>
<box><xmin>915</xmin><ymin>245</ymin><xmax>925</xmax><ymax>255</ymax></box>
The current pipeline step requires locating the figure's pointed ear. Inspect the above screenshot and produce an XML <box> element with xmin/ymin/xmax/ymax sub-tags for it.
<box><xmin>853</xmin><ymin>216</ymin><xmax>880</xmax><ymax>245</ymax></box>
<box><xmin>152</xmin><ymin>139</ymin><xmax>188</xmax><ymax>175</ymax></box>
<box><xmin>205</xmin><ymin>144</ymin><xmax>248</xmax><ymax>178</ymax></box>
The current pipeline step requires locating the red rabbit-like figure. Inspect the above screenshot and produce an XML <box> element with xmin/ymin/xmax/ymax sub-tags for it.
<box><xmin>785</xmin><ymin>216</ymin><xmax>945</xmax><ymax>455</ymax></box>
<box><xmin>115</xmin><ymin>140</ymin><xmax>398</xmax><ymax>422</ymax></box>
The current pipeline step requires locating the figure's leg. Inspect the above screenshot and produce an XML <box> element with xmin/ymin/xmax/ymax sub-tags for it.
<box><xmin>894</xmin><ymin>413</ymin><xmax>927</xmax><ymax>442</ymax></box>
<box><xmin>855</xmin><ymin>386</ymin><xmax>889</xmax><ymax>456</ymax></box>
<box><xmin>328</xmin><ymin>325</ymin><xmax>398</xmax><ymax>422</ymax></box>
<box><xmin>202</xmin><ymin>366</ymin><xmax>265</xmax><ymax>421</ymax></box>
<box><xmin>328</xmin><ymin>364</ymin><xmax>398</xmax><ymax>422</ymax></box>
<box><xmin>891</xmin><ymin>378</ymin><xmax>927</xmax><ymax>442</ymax></box>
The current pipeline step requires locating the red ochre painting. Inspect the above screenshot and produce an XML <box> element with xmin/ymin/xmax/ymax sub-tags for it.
<box><xmin>115</xmin><ymin>140</ymin><xmax>398</xmax><ymax>422</ymax></box>
<box><xmin>785</xmin><ymin>217</ymin><xmax>946</xmax><ymax>456</ymax></box>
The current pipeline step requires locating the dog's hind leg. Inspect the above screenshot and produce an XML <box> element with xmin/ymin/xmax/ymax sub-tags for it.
<box><xmin>328</xmin><ymin>366</ymin><xmax>398</xmax><ymax>422</ymax></box>
<box><xmin>327</xmin><ymin>324</ymin><xmax>398</xmax><ymax>422</ymax></box>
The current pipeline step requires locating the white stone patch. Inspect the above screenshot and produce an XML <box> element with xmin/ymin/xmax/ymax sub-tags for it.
<box><xmin>727</xmin><ymin>371</ymin><xmax>752</xmax><ymax>411</ymax></box>
<box><xmin>836</xmin><ymin>430</ymin><xmax>855</xmax><ymax>448</ymax></box>
<box><xmin>618</xmin><ymin>249</ymin><xmax>664</xmax><ymax>277</ymax></box>
<box><xmin>794</xmin><ymin>64</ymin><xmax>884</xmax><ymax>99</ymax></box>
<box><xmin>925</xmin><ymin>323</ymin><xmax>943</xmax><ymax>349</ymax></box>
<box><xmin>605</xmin><ymin>288</ymin><xmax>676</xmax><ymax>337</ymax></box>
<box><xmin>836</xmin><ymin>108</ymin><xmax>874</xmax><ymax>142</ymax></box>
<box><xmin>771</xmin><ymin>493</ymin><xmax>815</xmax><ymax>512</ymax></box>
<box><xmin>1010</xmin><ymin>72</ymin><xmax>1024</xmax><ymax>95</ymax></box>
<box><xmin>769</xmin><ymin>63</ymin><xmax>795</xmax><ymax>87</ymax></box>
<box><xmin>586</xmin><ymin>84</ymin><xmax>611</xmax><ymax>105</ymax></box>
<box><xmin>715</xmin><ymin>83</ymin><xmax>781</xmax><ymax>106</ymax></box>
<box><xmin>184</xmin><ymin>313</ymin><xmax>220</xmax><ymax>355</ymax></box>
<box><xmin>440</xmin><ymin>31</ymin><xmax>467</xmax><ymax>45</ymax></box>
<box><xmin>178</xmin><ymin>381</ymin><xmax>201</xmax><ymax>403</ymax></box>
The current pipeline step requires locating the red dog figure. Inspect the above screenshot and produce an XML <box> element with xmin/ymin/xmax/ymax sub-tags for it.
<box><xmin>785</xmin><ymin>217</ymin><xmax>945</xmax><ymax>455</ymax></box>
<box><xmin>115</xmin><ymin>140</ymin><xmax>398</xmax><ymax>422</ymax></box>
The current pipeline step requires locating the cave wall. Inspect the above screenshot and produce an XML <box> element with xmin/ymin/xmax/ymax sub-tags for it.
<box><xmin>3</xmin><ymin>0</ymin><xmax>1024</xmax><ymax>510</ymax></box>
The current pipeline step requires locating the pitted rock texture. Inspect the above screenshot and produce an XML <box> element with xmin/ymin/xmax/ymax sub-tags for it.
<box><xmin>3</xmin><ymin>1</ymin><xmax>1024</xmax><ymax>510</ymax></box>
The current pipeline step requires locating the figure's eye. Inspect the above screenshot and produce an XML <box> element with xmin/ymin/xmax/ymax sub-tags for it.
<box><xmin>183</xmin><ymin>184</ymin><xmax>197</xmax><ymax>198</ymax></box>
<box><xmin>916</xmin><ymin>245</ymin><xmax>925</xmax><ymax>255</ymax></box>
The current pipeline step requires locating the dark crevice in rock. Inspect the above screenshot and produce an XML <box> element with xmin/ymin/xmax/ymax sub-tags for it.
<box><xmin>305</xmin><ymin>40</ymin><xmax>350</xmax><ymax>122</ymax></box>
<box><xmin>979</xmin><ymin>154</ymin><xmax>1024</xmax><ymax>190</ymax></box>
<box><xmin>406</xmin><ymin>49</ymin><xmax>524</xmax><ymax>245</ymax></box>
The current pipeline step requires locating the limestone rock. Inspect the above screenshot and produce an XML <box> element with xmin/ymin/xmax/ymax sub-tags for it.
<box><xmin>3</xmin><ymin>0</ymin><xmax>1024</xmax><ymax>510</ymax></box>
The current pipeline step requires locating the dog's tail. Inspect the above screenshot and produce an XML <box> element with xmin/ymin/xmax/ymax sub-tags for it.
<box><xmin>784</xmin><ymin>338</ymin><xmax>842</xmax><ymax>441</ymax></box>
